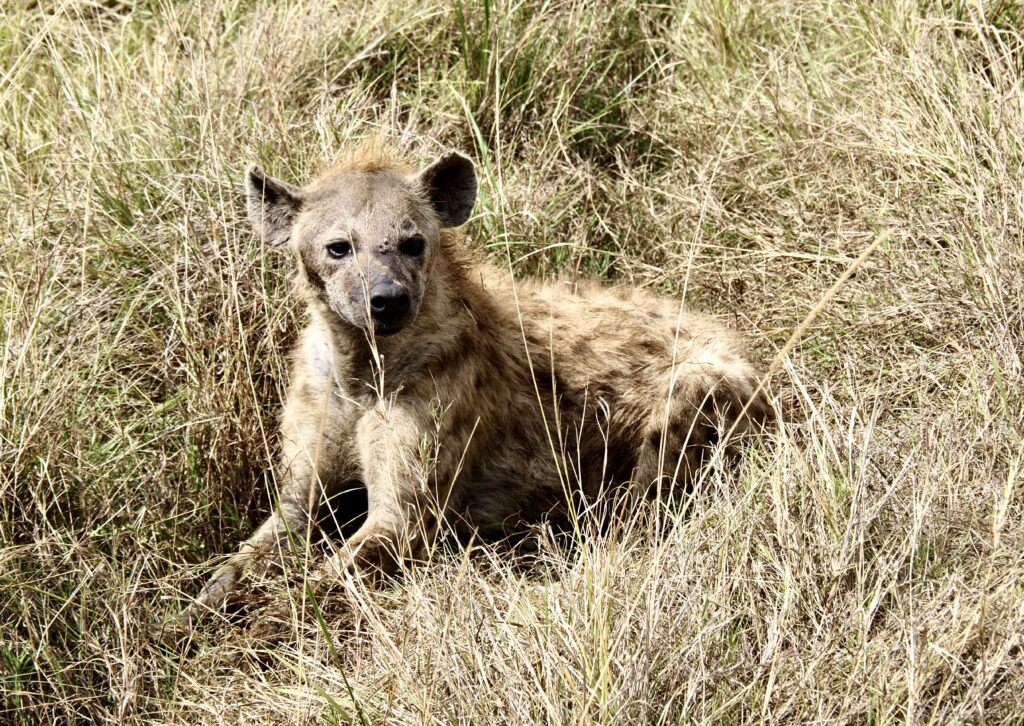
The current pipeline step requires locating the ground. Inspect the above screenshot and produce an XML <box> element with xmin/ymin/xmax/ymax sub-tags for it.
<box><xmin>1</xmin><ymin>1</ymin><xmax>1022</xmax><ymax>723</ymax></box>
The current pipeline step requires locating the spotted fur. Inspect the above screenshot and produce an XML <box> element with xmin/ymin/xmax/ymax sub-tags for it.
<box><xmin>189</xmin><ymin>147</ymin><xmax>771</xmax><ymax>617</ymax></box>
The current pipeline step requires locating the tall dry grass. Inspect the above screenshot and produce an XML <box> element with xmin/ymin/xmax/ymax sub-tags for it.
<box><xmin>1</xmin><ymin>0</ymin><xmax>1022</xmax><ymax>723</ymax></box>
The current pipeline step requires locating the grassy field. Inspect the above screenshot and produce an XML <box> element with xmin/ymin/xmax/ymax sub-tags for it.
<box><xmin>2</xmin><ymin>0</ymin><xmax>1023</xmax><ymax>722</ymax></box>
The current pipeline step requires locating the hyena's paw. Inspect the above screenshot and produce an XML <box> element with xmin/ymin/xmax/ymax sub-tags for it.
<box><xmin>315</xmin><ymin>545</ymin><xmax>393</xmax><ymax>594</ymax></box>
<box><xmin>154</xmin><ymin>583</ymin><xmax>242</xmax><ymax>649</ymax></box>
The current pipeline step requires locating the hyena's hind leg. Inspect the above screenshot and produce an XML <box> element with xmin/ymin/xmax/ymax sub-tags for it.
<box><xmin>633</xmin><ymin>351</ymin><xmax>772</xmax><ymax>498</ymax></box>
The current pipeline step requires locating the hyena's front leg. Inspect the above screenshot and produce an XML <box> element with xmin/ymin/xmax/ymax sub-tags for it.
<box><xmin>186</xmin><ymin>396</ymin><xmax>358</xmax><ymax>623</ymax></box>
<box><xmin>323</xmin><ymin>403</ymin><xmax>465</xmax><ymax>581</ymax></box>
<box><xmin>190</xmin><ymin>492</ymin><xmax>308</xmax><ymax>618</ymax></box>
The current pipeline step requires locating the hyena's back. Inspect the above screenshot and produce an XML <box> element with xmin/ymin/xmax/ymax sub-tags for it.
<box><xmin>438</xmin><ymin>273</ymin><xmax>769</xmax><ymax>529</ymax></box>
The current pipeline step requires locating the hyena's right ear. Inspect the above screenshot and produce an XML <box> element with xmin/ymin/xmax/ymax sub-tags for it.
<box><xmin>246</xmin><ymin>165</ymin><xmax>303</xmax><ymax>246</ymax></box>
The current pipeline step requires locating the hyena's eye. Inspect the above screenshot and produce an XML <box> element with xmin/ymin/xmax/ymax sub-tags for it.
<box><xmin>399</xmin><ymin>235</ymin><xmax>425</xmax><ymax>257</ymax></box>
<box><xmin>326</xmin><ymin>240</ymin><xmax>352</xmax><ymax>258</ymax></box>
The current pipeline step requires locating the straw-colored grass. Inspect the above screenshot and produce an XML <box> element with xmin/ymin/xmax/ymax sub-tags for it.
<box><xmin>2</xmin><ymin>1</ymin><xmax>1022</xmax><ymax>723</ymax></box>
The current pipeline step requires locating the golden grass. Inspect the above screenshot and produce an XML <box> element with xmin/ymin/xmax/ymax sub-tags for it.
<box><xmin>2</xmin><ymin>0</ymin><xmax>1022</xmax><ymax>723</ymax></box>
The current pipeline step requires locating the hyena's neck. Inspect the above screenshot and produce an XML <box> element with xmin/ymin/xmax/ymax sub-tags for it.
<box><xmin>321</xmin><ymin>258</ymin><xmax>481</xmax><ymax>400</ymax></box>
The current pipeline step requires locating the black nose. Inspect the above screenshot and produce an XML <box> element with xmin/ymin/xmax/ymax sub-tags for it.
<box><xmin>369</xmin><ymin>282</ymin><xmax>410</xmax><ymax>323</ymax></box>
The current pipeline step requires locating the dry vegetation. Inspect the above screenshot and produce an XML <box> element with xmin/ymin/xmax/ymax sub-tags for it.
<box><xmin>2</xmin><ymin>0</ymin><xmax>1023</xmax><ymax>723</ymax></box>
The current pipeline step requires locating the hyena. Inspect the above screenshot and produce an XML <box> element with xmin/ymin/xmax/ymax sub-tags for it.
<box><xmin>188</xmin><ymin>146</ymin><xmax>770</xmax><ymax>618</ymax></box>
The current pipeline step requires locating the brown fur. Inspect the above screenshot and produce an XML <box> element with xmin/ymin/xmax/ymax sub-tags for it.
<box><xmin>187</xmin><ymin>148</ymin><xmax>771</xmax><ymax>619</ymax></box>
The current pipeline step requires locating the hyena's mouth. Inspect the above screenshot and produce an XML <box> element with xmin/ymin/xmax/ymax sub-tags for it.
<box><xmin>372</xmin><ymin>324</ymin><xmax>404</xmax><ymax>337</ymax></box>
<box><xmin>369</xmin><ymin>314</ymin><xmax>414</xmax><ymax>337</ymax></box>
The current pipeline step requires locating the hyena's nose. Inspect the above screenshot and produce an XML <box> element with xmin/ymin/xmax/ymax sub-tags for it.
<box><xmin>369</xmin><ymin>281</ymin><xmax>411</xmax><ymax>325</ymax></box>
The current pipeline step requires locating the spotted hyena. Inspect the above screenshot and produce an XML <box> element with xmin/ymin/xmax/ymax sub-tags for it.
<box><xmin>188</xmin><ymin>146</ymin><xmax>770</xmax><ymax>619</ymax></box>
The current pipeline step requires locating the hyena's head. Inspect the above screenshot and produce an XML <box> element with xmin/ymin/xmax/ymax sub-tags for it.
<box><xmin>245</xmin><ymin>152</ymin><xmax>477</xmax><ymax>336</ymax></box>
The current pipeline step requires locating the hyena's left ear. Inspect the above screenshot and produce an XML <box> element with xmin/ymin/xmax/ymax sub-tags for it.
<box><xmin>418</xmin><ymin>151</ymin><xmax>477</xmax><ymax>228</ymax></box>
<box><xmin>246</xmin><ymin>165</ymin><xmax>303</xmax><ymax>246</ymax></box>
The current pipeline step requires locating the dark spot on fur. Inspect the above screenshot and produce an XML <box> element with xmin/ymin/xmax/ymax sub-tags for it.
<box><xmin>530</xmin><ymin>368</ymin><xmax>555</xmax><ymax>395</ymax></box>
<box><xmin>605</xmin><ymin>367</ymin><xmax>626</xmax><ymax>382</ymax></box>
<box><xmin>304</xmin><ymin>265</ymin><xmax>325</xmax><ymax>289</ymax></box>
<box><xmin>571</xmin><ymin>339</ymin><xmax>590</xmax><ymax>357</ymax></box>
<box><xmin>524</xmin><ymin>330</ymin><xmax>548</xmax><ymax>350</ymax></box>
<box><xmin>299</xmin><ymin>245</ymin><xmax>326</xmax><ymax>290</ymax></box>
<box><xmin>637</xmin><ymin>339</ymin><xmax>663</xmax><ymax>357</ymax></box>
